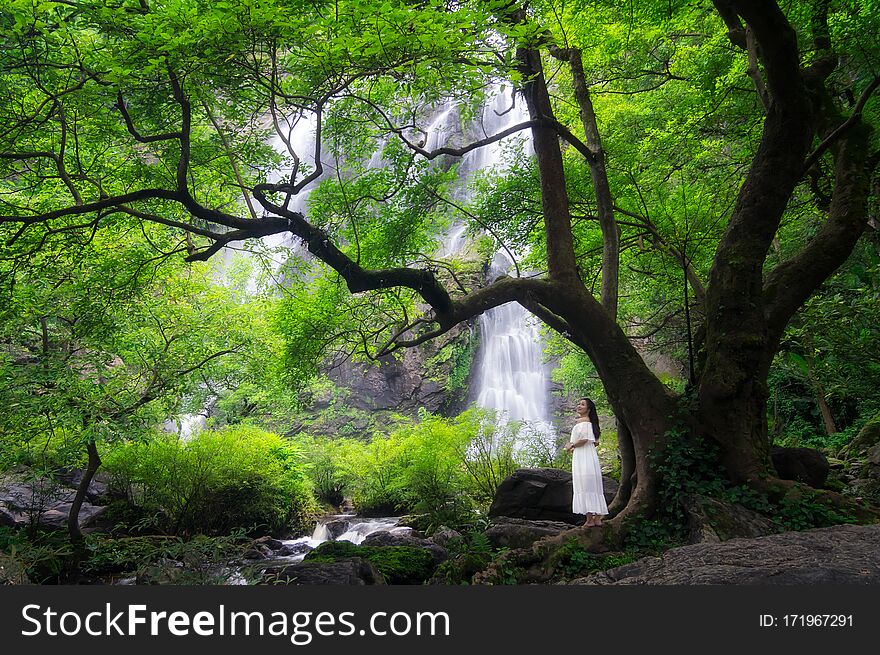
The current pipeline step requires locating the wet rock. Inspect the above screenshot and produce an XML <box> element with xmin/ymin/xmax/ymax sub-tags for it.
<box><xmin>279</xmin><ymin>542</ymin><xmax>313</xmax><ymax>557</ymax></box>
<box><xmin>484</xmin><ymin>517</ymin><xmax>574</xmax><ymax>550</ymax></box>
<box><xmin>573</xmin><ymin>524</ymin><xmax>880</xmax><ymax>585</ymax></box>
<box><xmin>253</xmin><ymin>536</ymin><xmax>285</xmax><ymax>551</ymax></box>
<box><xmin>244</xmin><ymin>544</ymin><xmax>274</xmax><ymax>560</ymax></box>
<box><xmin>489</xmin><ymin>468</ymin><xmax>618</xmax><ymax>524</ymax></box>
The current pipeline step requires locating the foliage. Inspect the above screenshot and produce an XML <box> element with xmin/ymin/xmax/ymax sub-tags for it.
<box><xmin>650</xmin><ymin>410</ymin><xmax>858</xmax><ymax>536</ymax></box>
<box><xmin>303</xmin><ymin>540</ymin><xmax>436</xmax><ymax>585</ymax></box>
<box><xmin>102</xmin><ymin>426</ymin><xmax>317</xmax><ymax>536</ymax></box>
<box><xmin>769</xmin><ymin>240</ymin><xmax>880</xmax><ymax>450</ymax></box>
<box><xmin>431</xmin><ymin>530</ymin><xmax>495</xmax><ymax>585</ymax></box>
<box><xmin>80</xmin><ymin>531</ymin><xmax>252</xmax><ymax>584</ymax></box>
<box><xmin>0</xmin><ymin>527</ymin><xmax>72</xmax><ymax>583</ymax></box>
<box><xmin>549</xmin><ymin>538</ymin><xmax>641</xmax><ymax>580</ymax></box>
<box><xmin>296</xmin><ymin>409</ymin><xmax>537</xmax><ymax>532</ymax></box>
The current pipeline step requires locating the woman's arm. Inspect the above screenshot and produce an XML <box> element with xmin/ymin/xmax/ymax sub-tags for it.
<box><xmin>570</xmin><ymin>424</ymin><xmax>595</xmax><ymax>448</ymax></box>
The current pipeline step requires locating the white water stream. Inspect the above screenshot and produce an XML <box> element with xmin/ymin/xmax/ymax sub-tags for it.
<box><xmin>275</xmin><ymin>515</ymin><xmax>408</xmax><ymax>563</ymax></box>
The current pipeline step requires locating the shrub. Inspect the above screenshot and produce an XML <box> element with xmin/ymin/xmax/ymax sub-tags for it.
<box><xmin>102</xmin><ymin>426</ymin><xmax>316</xmax><ymax>536</ymax></box>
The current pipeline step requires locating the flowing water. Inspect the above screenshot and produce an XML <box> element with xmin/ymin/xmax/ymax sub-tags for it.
<box><xmin>273</xmin><ymin>515</ymin><xmax>408</xmax><ymax>564</ymax></box>
<box><xmin>430</xmin><ymin>87</ymin><xmax>555</xmax><ymax>453</ymax></box>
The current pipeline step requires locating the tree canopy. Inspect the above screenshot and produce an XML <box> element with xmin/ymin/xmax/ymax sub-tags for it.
<box><xmin>2</xmin><ymin>0</ymin><xmax>879</xmax><ymax>528</ymax></box>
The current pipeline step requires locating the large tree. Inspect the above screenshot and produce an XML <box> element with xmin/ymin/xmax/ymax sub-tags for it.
<box><xmin>1</xmin><ymin>0</ymin><xmax>878</xmax><ymax>528</ymax></box>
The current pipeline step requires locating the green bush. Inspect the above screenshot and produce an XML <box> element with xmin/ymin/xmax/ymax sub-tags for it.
<box><xmin>102</xmin><ymin>426</ymin><xmax>317</xmax><ymax>536</ymax></box>
<box><xmin>304</xmin><ymin>541</ymin><xmax>437</xmax><ymax>584</ymax></box>
<box><xmin>297</xmin><ymin>410</ymin><xmax>524</xmax><ymax>531</ymax></box>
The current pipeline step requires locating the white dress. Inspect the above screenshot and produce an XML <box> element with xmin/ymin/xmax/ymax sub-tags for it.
<box><xmin>570</xmin><ymin>421</ymin><xmax>608</xmax><ymax>515</ymax></box>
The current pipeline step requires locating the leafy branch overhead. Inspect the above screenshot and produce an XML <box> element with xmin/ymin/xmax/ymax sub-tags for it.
<box><xmin>1</xmin><ymin>0</ymin><xmax>879</xmax><ymax>526</ymax></box>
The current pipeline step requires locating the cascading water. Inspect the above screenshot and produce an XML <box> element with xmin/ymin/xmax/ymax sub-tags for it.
<box><xmin>434</xmin><ymin>86</ymin><xmax>555</xmax><ymax>453</ymax></box>
<box><xmin>274</xmin><ymin>515</ymin><xmax>408</xmax><ymax>564</ymax></box>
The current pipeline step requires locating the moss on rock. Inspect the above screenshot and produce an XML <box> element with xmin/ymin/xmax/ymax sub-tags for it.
<box><xmin>304</xmin><ymin>541</ymin><xmax>436</xmax><ymax>584</ymax></box>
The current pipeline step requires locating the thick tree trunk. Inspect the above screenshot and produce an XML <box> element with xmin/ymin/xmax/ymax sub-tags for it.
<box><xmin>68</xmin><ymin>440</ymin><xmax>101</xmax><ymax>545</ymax></box>
<box><xmin>608</xmin><ymin>420</ymin><xmax>636</xmax><ymax>516</ymax></box>
<box><xmin>540</xmin><ymin>283</ymin><xmax>677</xmax><ymax>518</ymax></box>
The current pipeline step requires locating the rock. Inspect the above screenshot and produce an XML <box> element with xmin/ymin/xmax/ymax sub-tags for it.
<box><xmin>429</xmin><ymin>527</ymin><xmax>462</xmax><ymax>549</ymax></box>
<box><xmin>361</xmin><ymin>530</ymin><xmax>448</xmax><ymax>565</ymax></box>
<box><xmin>279</xmin><ymin>542</ymin><xmax>313</xmax><ymax>557</ymax></box>
<box><xmin>263</xmin><ymin>558</ymin><xmax>386</xmax><ymax>585</ymax></box>
<box><xmin>321</xmin><ymin>518</ymin><xmax>354</xmax><ymax>540</ymax></box>
<box><xmin>36</xmin><ymin>503</ymin><xmax>108</xmax><ymax>530</ymax></box>
<box><xmin>244</xmin><ymin>544</ymin><xmax>274</xmax><ymax>560</ymax></box>
<box><xmin>572</xmin><ymin>524</ymin><xmax>880</xmax><ymax>585</ymax></box>
<box><xmin>771</xmin><ymin>447</ymin><xmax>830</xmax><ymax>489</ymax></box>
<box><xmin>56</xmin><ymin>469</ymin><xmax>110</xmax><ymax>503</ymax></box>
<box><xmin>0</xmin><ymin>480</ymin><xmax>74</xmax><ymax>513</ymax></box>
<box><xmin>483</xmin><ymin>517</ymin><xmax>574</xmax><ymax>550</ymax></box>
<box><xmin>840</xmin><ymin>416</ymin><xmax>880</xmax><ymax>458</ymax></box>
<box><xmin>680</xmin><ymin>494</ymin><xmax>780</xmax><ymax>544</ymax></box>
<box><xmin>867</xmin><ymin>445</ymin><xmax>880</xmax><ymax>466</ymax></box>
<box><xmin>253</xmin><ymin>536</ymin><xmax>285</xmax><ymax>551</ymax></box>
<box><xmin>489</xmin><ymin>468</ymin><xmax>618</xmax><ymax>524</ymax></box>
<box><xmin>0</xmin><ymin>507</ymin><xmax>27</xmax><ymax>528</ymax></box>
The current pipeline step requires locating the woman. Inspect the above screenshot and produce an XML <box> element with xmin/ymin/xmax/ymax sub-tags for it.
<box><xmin>564</xmin><ymin>397</ymin><xmax>608</xmax><ymax>527</ymax></box>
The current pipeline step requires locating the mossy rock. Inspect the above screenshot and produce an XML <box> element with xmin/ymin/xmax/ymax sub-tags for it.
<box><xmin>430</xmin><ymin>552</ymin><xmax>493</xmax><ymax>585</ymax></box>
<box><xmin>839</xmin><ymin>414</ymin><xmax>880</xmax><ymax>459</ymax></box>
<box><xmin>304</xmin><ymin>541</ymin><xmax>436</xmax><ymax>584</ymax></box>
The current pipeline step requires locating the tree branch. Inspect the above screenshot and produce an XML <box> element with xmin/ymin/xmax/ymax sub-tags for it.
<box><xmin>801</xmin><ymin>75</ymin><xmax>880</xmax><ymax>175</ymax></box>
<box><xmin>764</xmin><ymin>121</ymin><xmax>874</xmax><ymax>344</ymax></box>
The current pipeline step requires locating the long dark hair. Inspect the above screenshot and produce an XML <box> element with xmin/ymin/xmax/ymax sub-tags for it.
<box><xmin>579</xmin><ymin>397</ymin><xmax>600</xmax><ymax>442</ymax></box>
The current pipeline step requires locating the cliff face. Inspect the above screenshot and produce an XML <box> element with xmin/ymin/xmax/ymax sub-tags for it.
<box><xmin>288</xmin><ymin>314</ymin><xmax>480</xmax><ymax>439</ymax></box>
<box><xmin>325</xmin><ymin>321</ymin><xmax>477</xmax><ymax>417</ymax></box>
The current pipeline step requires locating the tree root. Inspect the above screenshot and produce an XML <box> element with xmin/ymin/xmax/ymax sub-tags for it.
<box><xmin>474</xmin><ymin>521</ymin><xmax>626</xmax><ymax>584</ymax></box>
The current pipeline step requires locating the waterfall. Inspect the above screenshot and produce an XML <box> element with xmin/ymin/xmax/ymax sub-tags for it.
<box><xmin>432</xmin><ymin>86</ymin><xmax>554</xmax><ymax>453</ymax></box>
<box><xmin>472</xmin><ymin>252</ymin><xmax>556</xmax><ymax>453</ymax></box>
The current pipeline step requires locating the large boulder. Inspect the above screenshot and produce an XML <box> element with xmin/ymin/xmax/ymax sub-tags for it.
<box><xmin>680</xmin><ymin>494</ymin><xmax>780</xmax><ymax>544</ymax></box>
<box><xmin>771</xmin><ymin>447</ymin><xmax>830</xmax><ymax>489</ymax></box>
<box><xmin>262</xmin><ymin>558</ymin><xmax>386</xmax><ymax>585</ymax></box>
<box><xmin>0</xmin><ymin>479</ymin><xmax>74</xmax><ymax>513</ymax></box>
<box><xmin>56</xmin><ymin>469</ymin><xmax>110</xmax><ymax>504</ymax></box>
<box><xmin>0</xmin><ymin>507</ymin><xmax>26</xmax><ymax>528</ymax></box>
<box><xmin>489</xmin><ymin>468</ymin><xmax>618</xmax><ymax>524</ymax></box>
<box><xmin>37</xmin><ymin>502</ymin><xmax>108</xmax><ymax>530</ymax></box>
<box><xmin>573</xmin><ymin>524</ymin><xmax>880</xmax><ymax>585</ymax></box>
<box><xmin>483</xmin><ymin>517</ymin><xmax>574</xmax><ymax>550</ymax></box>
<box><xmin>0</xmin><ymin>474</ymin><xmax>109</xmax><ymax>531</ymax></box>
